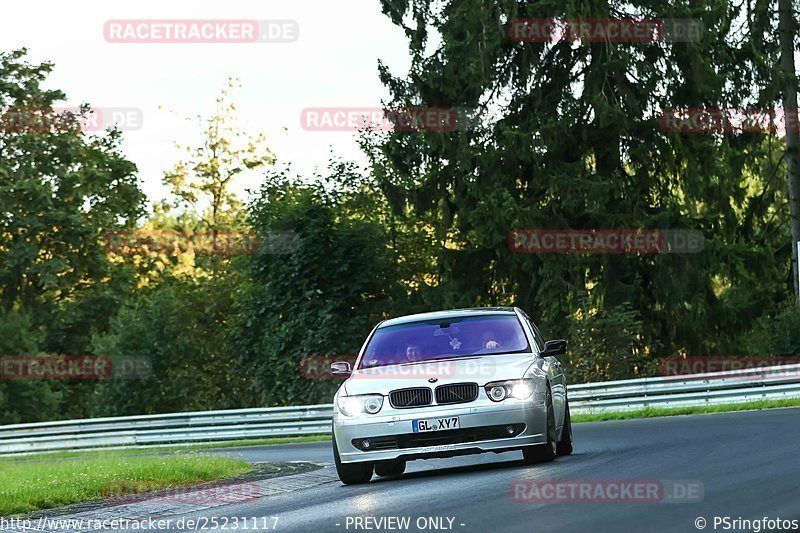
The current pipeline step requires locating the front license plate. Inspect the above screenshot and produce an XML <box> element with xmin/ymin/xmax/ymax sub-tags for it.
<box><xmin>412</xmin><ymin>416</ymin><xmax>460</xmax><ymax>432</ymax></box>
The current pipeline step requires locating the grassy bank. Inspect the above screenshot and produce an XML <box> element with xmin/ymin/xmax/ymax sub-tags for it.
<box><xmin>0</xmin><ymin>450</ymin><xmax>253</xmax><ymax>516</ymax></box>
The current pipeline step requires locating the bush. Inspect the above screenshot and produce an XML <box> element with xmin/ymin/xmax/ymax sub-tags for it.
<box><xmin>90</xmin><ymin>275</ymin><xmax>247</xmax><ymax>416</ymax></box>
<box><xmin>229</xmin><ymin>182</ymin><xmax>398</xmax><ymax>406</ymax></box>
<box><xmin>0</xmin><ymin>309</ymin><xmax>63</xmax><ymax>424</ymax></box>
<box><xmin>743</xmin><ymin>304</ymin><xmax>800</xmax><ymax>357</ymax></box>
<box><xmin>564</xmin><ymin>297</ymin><xmax>660</xmax><ymax>383</ymax></box>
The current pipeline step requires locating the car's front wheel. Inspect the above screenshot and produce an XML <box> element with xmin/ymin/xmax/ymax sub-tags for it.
<box><xmin>374</xmin><ymin>459</ymin><xmax>406</xmax><ymax>477</ymax></box>
<box><xmin>522</xmin><ymin>386</ymin><xmax>557</xmax><ymax>465</ymax></box>
<box><xmin>333</xmin><ymin>436</ymin><xmax>373</xmax><ymax>484</ymax></box>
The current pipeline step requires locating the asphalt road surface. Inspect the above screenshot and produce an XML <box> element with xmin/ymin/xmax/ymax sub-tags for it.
<box><xmin>171</xmin><ymin>407</ymin><xmax>800</xmax><ymax>533</ymax></box>
<box><xmin>13</xmin><ymin>408</ymin><xmax>800</xmax><ymax>533</ymax></box>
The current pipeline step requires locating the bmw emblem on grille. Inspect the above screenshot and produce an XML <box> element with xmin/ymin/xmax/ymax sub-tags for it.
<box><xmin>428</xmin><ymin>377</ymin><xmax>438</xmax><ymax>383</ymax></box>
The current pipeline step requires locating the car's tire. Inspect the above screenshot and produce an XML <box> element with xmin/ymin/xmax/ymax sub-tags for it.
<box><xmin>374</xmin><ymin>459</ymin><xmax>406</xmax><ymax>477</ymax></box>
<box><xmin>522</xmin><ymin>386</ymin><xmax>557</xmax><ymax>465</ymax></box>
<box><xmin>333</xmin><ymin>436</ymin><xmax>373</xmax><ymax>484</ymax></box>
<box><xmin>556</xmin><ymin>399</ymin><xmax>573</xmax><ymax>456</ymax></box>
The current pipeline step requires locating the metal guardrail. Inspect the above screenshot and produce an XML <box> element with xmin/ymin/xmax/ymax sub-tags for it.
<box><xmin>0</xmin><ymin>405</ymin><xmax>334</xmax><ymax>455</ymax></box>
<box><xmin>568</xmin><ymin>363</ymin><xmax>800</xmax><ymax>412</ymax></box>
<box><xmin>1</xmin><ymin>363</ymin><xmax>798</xmax><ymax>455</ymax></box>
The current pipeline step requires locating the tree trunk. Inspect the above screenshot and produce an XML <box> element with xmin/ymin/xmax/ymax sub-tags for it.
<box><xmin>778</xmin><ymin>0</ymin><xmax>800</xmax><ymax>304</ymax></box>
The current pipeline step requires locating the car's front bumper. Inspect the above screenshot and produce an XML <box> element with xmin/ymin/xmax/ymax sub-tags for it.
<box><xmin>333</xmin><ymin>395</ymin><xmax>548</xmax><ymax>463</ymax></box>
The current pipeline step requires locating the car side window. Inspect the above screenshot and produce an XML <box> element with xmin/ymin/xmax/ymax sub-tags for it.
<box><xmin>530</xmin><ymin>321</ymin><xmax>546</xmax><ymax>352</ymax></box>
<box><xmin>519</xmin><ymin>311</ymin><xmax>545</xmax><ymax>352</ymax></box>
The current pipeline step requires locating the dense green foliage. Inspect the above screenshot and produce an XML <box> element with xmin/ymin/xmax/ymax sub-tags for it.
<box><xmin>1</xmin><ymin>0</ymin><xmax>799</xmax><ymax>425</ymax></box>
<box><xmin>229</xmin><ymin>171</ymin><xmax>404</xmax><ymax>406</ymax></box>
<box><xmin>365</xmin><ymin>0</ymin><xmax>792</xmax><ymax>361</ymax></box>
<box><xmin>0</xmin><ymin>49</ymin><xmax>145</xmax><ymax>422</ymax></box>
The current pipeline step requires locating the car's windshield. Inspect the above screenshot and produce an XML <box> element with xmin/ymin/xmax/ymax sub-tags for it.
<box><xmin>358</xmin><ymin>314</ymin><xmax>530</xmax><ymax>369</ymax></box>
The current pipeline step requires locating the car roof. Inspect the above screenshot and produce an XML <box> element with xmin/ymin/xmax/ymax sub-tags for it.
<box><xmin>378</xmin><ymin>307</ymin><xmax>519</xmax><ymax>328</ymax></box>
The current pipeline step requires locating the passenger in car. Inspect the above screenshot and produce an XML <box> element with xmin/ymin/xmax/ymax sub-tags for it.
<box><xmin>481</xmin><ymin>331</ymin><xmax>501</xmax><ymax>350</ymax></box>
<box><xmin>405</xmin><ymin>344</ymin><xmax>422</xmax><ymax>362</ymax></box>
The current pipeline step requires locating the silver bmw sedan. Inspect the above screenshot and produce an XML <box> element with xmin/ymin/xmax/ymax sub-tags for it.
<box><xmin>330</xmin><ymin>306</ymin><xmax>573</xmax><ymax>484</ymax></box>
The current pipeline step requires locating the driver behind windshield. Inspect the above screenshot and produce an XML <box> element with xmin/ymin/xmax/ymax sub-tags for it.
<box><xmin>360</xmin><ymin>314</ymin><xmax>530</xmax><ymax>369</ymax></box>
<box><xmin>405</xmin><ymin>344</ymin><xmax>422</xmax><ymax>362</ymax></box>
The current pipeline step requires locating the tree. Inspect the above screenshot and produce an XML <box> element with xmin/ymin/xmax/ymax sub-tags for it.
<box><xmin>0</xmin><ymin>308</ymin><xmax>62</xmax><ymax>424</ymax></box>
<box><xmin>365</xmin><ymin>0</ymin><xmax>793</xmax><ymax>369</ymax></box>
<box><xmin>91</xmin><ymin>275</ymin><xmax>247</xmax><ymax>416</ymax></box>
<box><xmin>229</xmin><ymin>166</ymin><xmax>403</xmax><ymax>406</ymax></box>
<box><xmin>777</xmin><ymin>0</ymin><xmax>800</xmax><ymax>304</ymax></box>
<box><xmin>91</xmin><ymin>79</ymin><xmax>281</xmax><ymax>415</ymax></box>
<box><xmin>0</xmin><ymin>49</ymin><xmax>145</xmax><ymax>359</ymax></box>
<box><xmin>161</xmin><ymin>77</ymin><xmax>276</xmax><ymax>228</ymax></box>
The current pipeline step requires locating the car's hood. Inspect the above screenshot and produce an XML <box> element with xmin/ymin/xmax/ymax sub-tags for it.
<box><xmin>343</xmin><ymin>353</ymin><xmax>540</xmax><ymax>395</ymax></box>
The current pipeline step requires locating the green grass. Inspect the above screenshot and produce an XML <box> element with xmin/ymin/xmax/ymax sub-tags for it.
<box><xmin>0</xmin><ymin>450</ymin><xmax>253</xmax><ymax>516</ymax></box>
<box><xmin>571</xmin><ymin>397</ymin><xmax>800</xmax><ymax>423</ymax></box>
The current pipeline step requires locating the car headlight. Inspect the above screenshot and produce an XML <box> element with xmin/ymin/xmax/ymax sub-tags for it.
<box><xmin>511</xmin><ymin>382</ymin><xmax>534</xmax><ymax>399</ymax></box>
<box><xmin>488</xmin><ymin>386</ymin><xmax>507</xmax><ymax>401</ymax></box>
<box><xmin>484</xmin><ymin>379</ymin><xmax>536</xmax><ymax>401</ymax></box>
<box><xmin>336</xmin><ymin>394</ymin><xmax>384</xmax><ymax>416</ymax></box>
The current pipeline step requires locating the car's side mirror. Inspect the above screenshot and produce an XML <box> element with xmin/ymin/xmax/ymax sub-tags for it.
<box><xmin>330</xmin><ymin>361</ymin><xmax>352</xmax><ymax>375</ymax></box>
<box><xmin>541</xmin><ymin>339</ymin><xmax>567</xmax><ymax>357</ymax></box>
